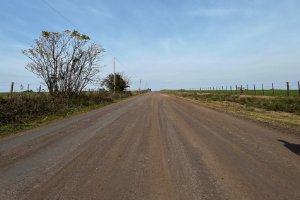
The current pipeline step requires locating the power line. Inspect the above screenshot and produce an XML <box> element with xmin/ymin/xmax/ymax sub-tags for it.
<box><xmin>41</xmin><ymin>0</ymin><xmax>79</xmax><ymax>30</ymax></box>
<box><xmin>40</xmin><ymin>0</ymin><xmax>139</xmax><ymax>84</ymax></box>
<box><xmin>43</xmin><ymin>2</ymin><xmax>115</xmax><ymax>50</ymax></box>
<box><xmin>41</xmin><ymin>0</ymin><xmax>117</xmax><ymax>58</ymax></box>
<box><xmin>41</xmin><ymin>0</ymin><xmax>122</xmax><ymax>67</ymax></box>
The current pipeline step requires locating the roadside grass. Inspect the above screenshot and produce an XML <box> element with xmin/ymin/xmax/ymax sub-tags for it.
<box><xmin>163</xmin><ymin>90</ymin><xmax>300</xmax><ymax>133</ymax></box>
<box><xmin>164</xmin><ymin>91</ymin><xmax>300</xmax><ymax>114</ymax></box>
<box><xmin>0</xmin><ymin>92</ymin><xmax>133</xmax><ymax>138</ymax></box>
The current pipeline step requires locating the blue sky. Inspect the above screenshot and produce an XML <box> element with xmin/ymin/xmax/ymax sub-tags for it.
<box><xmin>0</xmin><ymin>0</ymin><xmax>300</xmax><ymax>91</ymax></box>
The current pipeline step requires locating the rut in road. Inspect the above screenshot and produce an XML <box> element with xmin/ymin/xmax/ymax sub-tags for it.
<box><xmin>0</xmin><ymin>92</ymin><xmax>300</xmax><ymax>200</ymax></box>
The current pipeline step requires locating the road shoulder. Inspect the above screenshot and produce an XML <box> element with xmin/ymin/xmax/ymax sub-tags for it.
<box><xmin>165</xmin><ymin>93</ymin><xmax>300</xmax><ymax>137</ymax></box>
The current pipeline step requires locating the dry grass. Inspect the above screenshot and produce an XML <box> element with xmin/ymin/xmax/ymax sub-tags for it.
<box><xmin>204</xmin><ymin>101</ymin><xmax>300</xmax><ymax>129</ymax></box>
<box><xmin>167</xmin><ymin>93</ymin><xmax>300</xmax><ymax>134</ymax></box>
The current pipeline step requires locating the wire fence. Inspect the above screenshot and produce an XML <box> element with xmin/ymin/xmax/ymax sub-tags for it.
<box><xmin>181</xmin><ymin>81</ymin><xmax>300</xmax><ymax>97</ymax></box>
<box><xmin>0</xmin><ymin>82</ymin><xmax>46</xmax><ymax>93</ymax></box>
<box><xmin>0</xmin><ymin>81</ymin><xmax>103</xmax><ymax>98</ymax></box>
<box><xmin>1</xmin><ymin>81</ymin><xmax>300</xmax><ymax>97</ymax></box>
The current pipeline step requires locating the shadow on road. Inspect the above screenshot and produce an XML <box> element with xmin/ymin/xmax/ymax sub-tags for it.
<box><xmin>278</xmin><ymin>139</ymin><xmax>300</xmax><ymax>156</ymax></box>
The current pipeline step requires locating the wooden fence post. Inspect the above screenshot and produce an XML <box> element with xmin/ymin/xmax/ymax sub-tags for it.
<box><xmin>235</xmin><ymin>85</ymin><xmax>238</xmax><ymax>94</ymax></box>
<box><xmin>298</xmin><ymin>81</ymin><xmax>300</xmax><ymax>97</ymax></box>
<box><xmin>247</xmin><ymin>84</ymin><xmax>249</xmax><ymax>93</ymax></box>
<box><xmin>10</xmin><ymin>82</ymin><xmax>14</xmax><ymax>98</ymax></box>
<box><xmin>262</xmin><ymin>84</ymin><xmax>264</xmax><ymax>95</ymax></box>
<box><xmin>38</xmin><ymin>85</ymin><xmax>41</xmax><ymax>93</ymax></box>
<box><xmin>27</xmin><ymin>84</ymin><xmax>30</xmax><ymax>97</ymax></box>
<box><xmin>272</xmin><ymin>83</ymin><xmax>275</xmax><ymax>96</ymax></box>
<box><xmin>254</xmin><ymin>84</ymin><xmax>256</xmax><ymax>95</ymax></box>
<box><xmin>240</xmin><ymin>85</ymin><xmax>243</xmax><ymax>94</ymax></box>
<box><xmin>230</xmin><ymin>86</ymin><xmax>232</xmax><ymax>94</ymax></box>
<box><xmin>286</xmin><ymin>82</ymin><xmax>290</xmax><ymax>97</ymax></box>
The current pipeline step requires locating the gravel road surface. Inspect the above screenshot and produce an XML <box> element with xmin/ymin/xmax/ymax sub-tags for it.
<box><xmin>1</xmin><ymin>92</ymin><xmax>300</xmax><ymax>200</ymax></box>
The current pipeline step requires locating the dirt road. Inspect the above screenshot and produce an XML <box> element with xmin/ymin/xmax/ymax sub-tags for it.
<box><xmin>1</xmin><ymin>92</ymin><xmax>300</xmax><ymax>200</ymax></box>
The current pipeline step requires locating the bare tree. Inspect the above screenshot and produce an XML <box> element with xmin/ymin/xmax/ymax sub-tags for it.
<box><xmin>22</xmin><ymin>30</ymin><xmax>104</xmax><ymax>97</ymax></box>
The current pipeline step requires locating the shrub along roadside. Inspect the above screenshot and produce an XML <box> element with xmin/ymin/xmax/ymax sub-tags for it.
<box><xmin>0</xmin><ymin>92</ymin><xmax>132</xmax><ymax>137</ymax></box>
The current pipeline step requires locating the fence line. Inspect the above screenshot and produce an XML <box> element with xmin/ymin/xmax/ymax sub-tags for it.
<box><xmin>2</xmin><ymin>81</ymin><xmax>300</xmax><ymax>97</ymax></box>
<box><xmin>0</xmin><ymin>81</ymin><xmax>106</xmax><ymax>98</ymax></box>
<box><xmin>186</xmin><ymin>81</ymin><xmax>300</xmax><ymax>97</ymax></box>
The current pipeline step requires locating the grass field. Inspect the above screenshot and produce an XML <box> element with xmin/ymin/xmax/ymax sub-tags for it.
<box><xmin>0</xmin><ymin>92</ymin><xmax>10</xmax><ymax>98</ymax></box>
<box><xmin>0</xmin><ymin>91</ymin><xmax>49</xmax><ymax>98</ymax></box>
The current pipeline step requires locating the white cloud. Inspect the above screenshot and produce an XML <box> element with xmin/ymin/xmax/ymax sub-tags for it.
<box><xmin>187</xmin><ymin>8</ymin><xmax>258</xmax><ymax>17</ymax></box>
<box><xmin>87</xmin><ymin>7</ymin><xmax>114</xmax><ymax>19</ymax></box>
<box><xmin>160</xmin><ymin>38</ymin><xmax>186</xmax><ymax>52</ymax></box>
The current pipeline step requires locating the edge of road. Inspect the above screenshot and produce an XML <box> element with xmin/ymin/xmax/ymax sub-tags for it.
<box><xmin>164</xmin><ymin>93</ymin><xmax>300</xmax><ymax>138</ymax></box>
<box><xmin>0</xmin><ymin>93</ymin><xmax>146</xmax><ymax>142</ymax></box>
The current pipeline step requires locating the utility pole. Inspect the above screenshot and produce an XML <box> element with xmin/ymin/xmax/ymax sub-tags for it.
<box><xmin>113</xmin><ymin>57</ymin><xmax>116</xmax><ymax>95</ymax></box>
<box><xmin>139</xmin><ymin>80</ymin><xmax>141</xmax><ymax>92</ymax></box>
